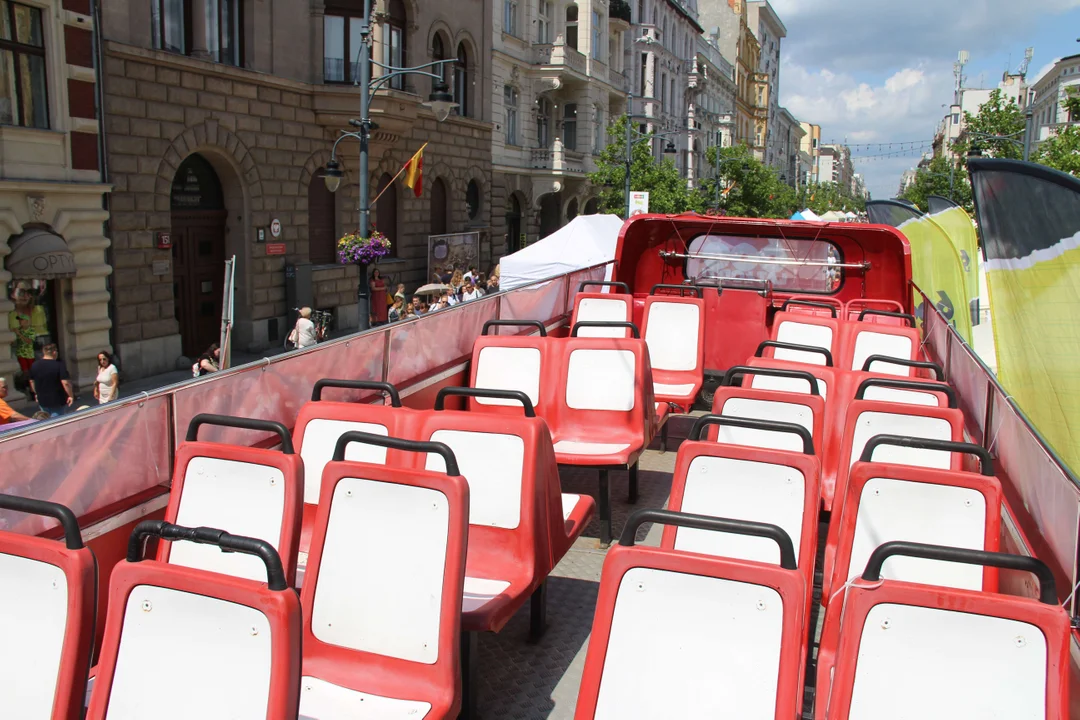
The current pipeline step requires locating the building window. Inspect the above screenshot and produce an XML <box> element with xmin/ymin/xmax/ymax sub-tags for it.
<box><xmin>323</xmin><ymin>14</ymin><xmax>364</xmax><ymax>82</ymax></box>
<box><xmin>383</xmin><ymin>0</ymin><xmax>406</xmax><ymax>89</ymax></box>
<box><xmin>593</xmin><ymin>106</ymin><xmax>604</xmax><ymax>154</ymax></box>
<box><xmin>466</xmin><ymin>179</ymin><xmax>480</xmax><ymax>221</ymax></box>
<box><xmin>504</xmin><ymin>85</ymin><xmax>519</xmax><ymax>145</ymax></box>
<box><xmin>566</xmin><ymin>4</ymin><xmax>578</xmax><ymax>50</ymax></box>
<box><xmin>639</xmin><ymin>52</ymin><xmax>647</xmax><ymax>96</ymax></box>
<box><xmin>151</xmin><ymin>0</ymin><xmax>242</xmax><ymax>66</ymax></box>
<box><xmin>538</xmin><ymin>0</ymin><xmax>550</xmax><ymax>43</ymax></box>
<box><xmin>430</xmin><ymin>178</ymin><xmax>448</xmax><ymax>235</ymax></box>
<box><xmin>0</xmin><ymin>1</ymin><xmax>47</xmax><ymax>129</ymax></box>
<box><xmin>503</xmin><ymin>0</ymin><xmax>518</xmax><ymax>36</ymax></box>
<box><xmin>591</xmin><ymin>11</ymin><xmax>603</xmax><ymax>60</ymax></box>
<box><xmin>454</xmin><ymin>43</ymin><xmax>469</xmax><ymax>117</ymax></box>
<box><xmin>637</xmin><ymin>0</ymin><xmax>645</xmax><ymax>22</ymax></box>
<box><xmin>537</xmin><ymin>97</ymin><xmax>551</xmax><ymax>148</ymax></box>
<box><xmin>308</xmin><ymin>170</ymin><xmax>337</xmax><ymax>264</ymax></box>
<box><xmin>563</xmin><ymin>103</ymin><xmax>577</xmax><ymax>151</ymax></box>
<box><xmin>660</xmin><ymin>73</ymin><xmax>666</xmax><ymax>112</ymax></box>
<box><xmin>432</xmin><ymin>33</ymin><xmax>447</xmax><ymax>85</ymax></box>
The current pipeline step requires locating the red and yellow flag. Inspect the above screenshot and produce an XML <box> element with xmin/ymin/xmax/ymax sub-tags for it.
<box><xmin>403</xmin><ymin>144</ymin><xmax>426</xmax><ymax>197</ymax></box>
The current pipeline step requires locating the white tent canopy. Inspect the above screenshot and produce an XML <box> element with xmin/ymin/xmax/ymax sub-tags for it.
<box><xmin>499</xmin><ymin>214</ymin><xmax>624</xmax><ymax>290</ymax></box>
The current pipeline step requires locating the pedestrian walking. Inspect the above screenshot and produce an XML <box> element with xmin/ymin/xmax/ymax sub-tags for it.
<box><xmin>29</xmin><ymin>344</ymin><xmax>74</xmax><ymax>416</ymax></box>
<box><xmin>94</xmin><ymin>351</ymin><xmax>119</xmax><ymax>404</ymax></box>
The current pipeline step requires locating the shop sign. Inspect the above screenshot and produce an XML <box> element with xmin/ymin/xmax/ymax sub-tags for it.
<box><xmin>266</xmin><ymin>243</ymin><xmax>286</xmax><ymax>256</ymax></box>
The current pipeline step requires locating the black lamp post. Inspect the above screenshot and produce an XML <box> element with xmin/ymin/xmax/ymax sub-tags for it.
<box><xmin>322</xmin><ymin>0</ymin><xmax>457</xmax><ymax>332</ymax></box>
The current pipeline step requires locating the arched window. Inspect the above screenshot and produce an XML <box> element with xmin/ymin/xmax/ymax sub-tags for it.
<box><xmin>566</xmin><ymin>198</ymin><xmax>578</xmax><ymax>222</ymax></box>
<box><xmin>384</xmin><ymin>0</ymin><xmax>407</xmax><ymax>89</ymax></box>
<box><xmin>375</xmin><ymin>172</ymin><xmax>399</xmax><ymax>258</ymax></box>
<box><xmin>430</xmin><ymin>178</ymin><xmax>448</xmax><ymax>235</ymax></box>
<box><xmin>565</xmin><ymin>4</ymin><xmax>578</xmax><ymax>50</ymax></box>
<box><xmin>308</xmin><ymin>168</ymin><xmax>337</xmax><ymax>264</ymax></box>
<box><xmin>432</xmin><ymin>33</ymin><xmax>447</xmax><ymax>86</ymax></box>
<box><xmin>454</xmin><ymin>43</ymin><xmax>469</xmax><ymax>117</ymax></box>
<box><xmin>466</xmin><ymin>179</ymin><xmax>480</xmax><ymax>221</ymax></box>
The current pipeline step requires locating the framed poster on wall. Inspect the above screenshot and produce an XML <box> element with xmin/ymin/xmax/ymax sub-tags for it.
<box><xmin>427</xmin><ymin>231</ymin><xmax>480</xmax><ymax>280</ymax></box>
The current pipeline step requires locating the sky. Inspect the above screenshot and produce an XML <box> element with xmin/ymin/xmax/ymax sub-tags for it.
<box><xmin>773</xmin><ymin>0</ymin><xmax>1080</xmax><ymax>199</ymax></box>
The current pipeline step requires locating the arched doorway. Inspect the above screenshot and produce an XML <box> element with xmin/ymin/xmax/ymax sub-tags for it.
<box><xmin>566</xmin><ymin>198</ymin><xmax>579</xmax><ymax>222</ymax></box>
<box><xmin>505</xmin><ymin>194</ymin><xmax>522</xmax><ymax>252</ymax></box>
<box><xmin>584</xmin><ymin>197</ymin><xmax>599</xmax><ymax>215</ymax></box>
<box><xmin>171</xmin><ymin>153</ymin><xmax>227</xmax><ymax>357</ymax></box>
<box><xmin>539</xmin><ymin>194</ymin><xmax>560</xmax><ymax>239</ymax></box>
<box><xmin>430</xmin><ymin>178</ymin><xmax>448</xmax><ymax>235</ymax></box>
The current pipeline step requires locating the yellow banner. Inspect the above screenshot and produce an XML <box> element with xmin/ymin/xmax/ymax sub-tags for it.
<box><xmin>928</xmin><ymin>205</ymin><xmax>981</xmax><ymax>328</ymax></box>
<box><xmin>896</xmin><ymin>215</ymin><xmax>974</xmax><ymax>344</ymax></box>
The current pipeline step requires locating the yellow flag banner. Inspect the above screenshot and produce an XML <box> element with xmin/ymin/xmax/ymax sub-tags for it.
<box><xmin>927</xmin><ymin>196</ymin><xmax>981</xmax><ymax>328</ymax></box>
<box><xmin>866</xmin><ymin>200</ymin><xmax>973</xmax><ymax>343</ymax></box>
<box><xmin>969</xmin><ymin>158</ymin><xmax>1080</xmax><ymax>476</ymax></box>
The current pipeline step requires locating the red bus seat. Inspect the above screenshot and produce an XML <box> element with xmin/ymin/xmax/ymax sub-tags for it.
<box><xmin>843</xmin><ymin>372</ymin><xmax>954</xmax><ymax>409</ymax></box>
<box><xmin>569</xmin><ymin>281</ymin><xmax>634</xmax><ymax>338</ymax></box>
<box><xmin>746</xmin><ymin>357</ymin><xmax>836</xmax><ymax>399</ymax></box>
<box><xmin>713</xmin><ymin>367</ymin><xmax>825</xmax><ymax>454</ymax></box>
<box><xmin>818</xmin><ymin>543</ymin><xmax>1069</xmax><ymax>720</ymax></box>
<box><xmin>574</xmin><ymin>509</ymin><xmax>806</xmax><ymax>719</ymax></box>
<box><xmin>755</xmin><ymin>338</ymin><xmax>835</xmax><ymax>369</ymax></box>
<box><xmin>843</xmin><ymin>299</ymin><xmax>907</xmax><ymax>323</ymax></box>
<box><xmin>159</xmin><ymin>414</ymin><xmax>303</xmax><ymax>587</ymax></box>
<box><xmin>467</xmin><ymin>328</ymin><xmax>548</xmax><ymax>417</ymax></box>
<box><xmin>299</xmin><ymin>433</ymin><xmax>468</xmax><ymax>720</ymax></box>
<box><xmin>86</xmin><ymin>521</ymin><xmax>302</xmax><ymax>720</ymax></box>
<box><xmin>421</xmin><ymin>387</ymin><xmax>594</xmax><ymax>638</ymax></box>
<box><xmin>770</xmin><ymin>299</ymin><xmax>841</xmax><ymax>366</ymax></box>
<box><xmin>549</xmin><ymin>336</ymin><xmax>657</xmax><ymax>546</ymax></box>
<box><xmin>839</xmin><ymin>311</ymin><xmax>921</xmax><ymax>375</ymax></box>
<box><xmin>0</xmin><ymin>496</ymin><xmax>96</xmax><ymax>720</ymax></box>
<box><xmin>640</xmin><ymin>290</ymin><xmax>705</xmax><ymax>412</ymax></box>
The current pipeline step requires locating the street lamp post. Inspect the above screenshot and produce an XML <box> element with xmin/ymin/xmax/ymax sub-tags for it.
<box><xmin>322</xmin><ymin>0</ymin><xmax>457</xmax><ymax>332</ymax></box>
<box><xmin>622</xmin><ymin>93</ymin><xmax>679</xmax><ymax>217</ymax></box>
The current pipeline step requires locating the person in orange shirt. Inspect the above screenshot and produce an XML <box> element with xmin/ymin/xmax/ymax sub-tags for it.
<box><xmin>0</xmin><ymin>376</ymin><xmax>30</xmax><ymax>424</ymax></box>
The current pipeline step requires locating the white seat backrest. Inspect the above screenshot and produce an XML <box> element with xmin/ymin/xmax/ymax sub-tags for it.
<box><xmin>425</xmin><ymin>430</ymin><xmax>525</xmax><ymax>529</ymax></box>
<box><xmin>106</xmin><ymin>585</ymin><xmax>273</xmax><ymax>719</ymax></box>
<box><xmin>851</xmin><ymin>331</ymin><xmax>914</xmax><ymax>375</ymax></box>
<box><xmin>848</xmin><ymin>411</ymin><xmax>952</xmax><ymax>469</ymax></box>
<box><xmin>717</xmin><ymin>398</ymin><xmax>814</xmax><ymax>453</ymax></box>
<box><xmin>751</xmin><ymin>373</ymin><xmax>828</xmax><ymax>399</ymax></box>
<box><xmin>862</xmin><ymin>386</ymin><xmax>939</xmax><ymax>407</ymax></box>
<box><xmin>0</xmin><ymin>552</ymin><xmax>67</xmax><ymax>718</ymax></box>
<box><xmin>298</xmin><ymin>419</ymin><xmax>389</xmax><ymax>505</ymax></box>
<box><xmin>645</xmin><ymin>302</ymin><xmax>701</xmax><ymax>371</ymax></box>
<box><xmin>575</xmin><ymin>297</ymin><xmax>629</xmax><ymax>338</ymax></box>
<box><xmin>566</xmin><ymin>349</ymin><xmax>636</xmax><ymax>411</ymax></box>
<box><xmin>676</xmin><ymin>455</ymin><xmax>806</xmax><ymax>565</ymax></box>
<box><xmin>593</xmin><ymin>567</ymin><xmax>784</xmax><ymax>718</ymax></box>
<box><xmin>846</xmin><ymin>477</ymin><xmax>987</xmax><ymax>590</ymax></box>
<box><xmin>847</xmin><ymin>604</ymin><xmax>1047</xmax><ymax>720</ymax></box>
<box><xmin>311</xmin><ymin>477</ymin><xmax>449</xmax><ymax>664</ymax></box>
<box><xmin>171</xmin><ymin>456</ymin><xmax>286</xmax><ymax>581</ymax></box>
<box><xmin>474</xmin><ymin>346</ymin><xmax>542</xmax><ymax>406</ymax></box>
<box><xmin>776</xmin><ymin>322</ymin><xmax>833</xmax><ymax>365</ymax></box>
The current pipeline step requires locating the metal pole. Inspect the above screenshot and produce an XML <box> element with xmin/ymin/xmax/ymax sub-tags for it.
<box><xmin>624</xmin><ymin>94</ymin><xmax>632</xmax><ymax>219</ymax></box>
<box><xmin>1023</xmin><ymin>106</ymin><xmax>1033</xmax><ymax>162</ymax></box>
<box><xmin>356</xmin><ymin>0</ymin><xmax>372</xmax><ymax>332</ymax></box>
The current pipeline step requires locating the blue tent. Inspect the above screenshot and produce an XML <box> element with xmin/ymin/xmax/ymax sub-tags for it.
<box><xmin>790</xmin><ymin>211</ymin><xmax>805</xmax><ymax>220</ymax></box>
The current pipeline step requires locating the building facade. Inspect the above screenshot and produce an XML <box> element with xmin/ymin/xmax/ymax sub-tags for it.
<box><xmin>1</xmin><ymin>0</ymin><xmax>112</xmax><ymax>400</ymax></box>
<box><xmin>686</xmin><ymin>33</ymin><xmax>736</xmax><ymax>186</ymax></box>
<box><xmin>1030</xmin><ymin>54</ymin><xmax>1079</xmax><ymax>147</ymax></box>
<box><xmin>798</xmin><ymin>121</ymin><xmax>820</xmax><ymax>184</ymax></box>
<box><xmin>489</xmin><ymin>0</ymin><xmax>629</xmax><ymax>245</ymax></box>
<box><xmin>771</xmin><ymin>106</ymin><xmax>802</xmax><ymax>186</ymax></box>
<box><xmin>817</xmin><ymin>143</ymin><xmax>853</xmax><ymax>190</ymax></box>
<box><xmin>701</xmin><ymin>0</ymin><xmax>763</xmax><ymax>154</ymax></box>
<box><xmin>746</xmin><ymin>0</ymin><xmax>784</xmax><ymax>169</ymax></box>
<box><xmin>100</xmin><ymin>0</ymin><xmax>493</xmax><ymax>378</ymax></box>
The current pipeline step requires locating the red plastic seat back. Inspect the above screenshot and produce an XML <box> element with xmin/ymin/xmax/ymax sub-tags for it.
<box><xmin>711</xmin><ymin>369</ymin><xmax>825</xmax><ymax>454</ymax></box>
<box><xmin>662</xmin><ymin>440</ymin><xmax>821</xmax><ymax>576</ymax></box>
<box><xmin>823</xmin><ymin>545</ymin><xmax>1069</xmax><ymax>720</ymax></box>
<box><xmin>0</xmin><ymin>496</ymin><xmax>95</xmax><ymax>720</ymax></box>
<box><xmin>299</xmin><ymin>434</ymin><xmax>468</xmax><ymax>712</ymax></box>
<box><xmin>160</xmin><ymin>414</ymin><xmax>304</xmax><ymax>586</ymax></box>
<box><xmin>574</xmin><ymin>509</ymin><xmax>806</xmax><ymax>719</ymax></box>
<box><xmin>840</xmin><ymin>311</ymin><xmax>921</xmax><ymax>375</ymax></box>
<box><xmin>641</xmin><ymin>293</ymin><xmax>705</xmax><ymax>379</ymax></box>
<box><xmin>746</xmin><ymin>357</ymin><xmax>836</xmax><ymax>400</ymax></box>
<box><xmin>770</xmin><ymin>298</ymin><xmax>841</xmax><ymax>366</ymax></box>
<box><xmin>831</xmin><ymin>445</ymin><xmax>1003</xmax><ymax>597</ymax></box>
<box><xmin>468</xmin><ymin>334</ymin><xmax>549</xmax><ymax>417</ymax></box>
<box><xmin>843</xmin><ymin>298</ymin><xmax>906</xmax><ymax>323</ymax></box>
<box><xmin>87</xmin><ymin>521</ymin><xmax>302</xmax><ymax>720</ymax></box>
<box><xmin>570</xmin><ymin>281</ymin><xmax>634</xmax><ymax>338</ymax></box>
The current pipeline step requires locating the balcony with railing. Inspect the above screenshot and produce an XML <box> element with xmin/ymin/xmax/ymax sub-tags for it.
<box><xmin>529</xmin><ymin>141</ymin><xmax>587</xmax><ymax>175</ymax></box>
<box><xmin>532</xmin><ymin>43</ymin><xmax>587</xmax><ymax>75</ymax></box>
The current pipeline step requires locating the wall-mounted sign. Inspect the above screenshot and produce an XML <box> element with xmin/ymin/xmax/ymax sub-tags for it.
<box><xmin>266</xmin><ymin>243</ymin><xmax>286</xmax><ymax>256</ymax></box>
<box><xmin>156</xmin><ymin>232</ymin><xmax>172</xmax><ymax>249</ymax></box>
<box><xmin>270</xmin><ymin>218</ymin><xmax>282</xmax><ymax>238</ymax></box>
<box><xmin>151</xmin><ymin>260</ymin><xmax>170</xmax><ymax>276</ymax></box>
<box><xmin>257</xmin><ymin>228</ymin><xmax>265</xmax><ymax>242</ymax></box>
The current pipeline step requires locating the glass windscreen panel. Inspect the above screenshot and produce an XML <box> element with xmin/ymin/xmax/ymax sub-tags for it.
<box><xmin>686</xmin><ymin>234</ymin><xmax>843</xmax><ymax>293</ymax></box>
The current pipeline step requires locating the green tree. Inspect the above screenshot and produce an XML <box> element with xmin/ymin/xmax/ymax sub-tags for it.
<box><xmin>697</xmin><ymin>145</ymin><xmax>794</xmax><ymax>218</ymax></box>
<box><xmin>1033</xmin><ymin>124</ymin><xmax>1080</xmax><ymax>177</ymax></box>
<box><xmin>898</xmin><ymin>154</ymin><xmax>973</xmax><ymax>214</ymax></box>
<box><xmin>588</xmin><ymin>115</ymin><xmax>700</xmax><ymax>216</ymax></box>
<box><xmin>795</xmin><ymin>181</ymin><xmax>867</xmax><ymax>214</ymax></box>
<box><xmin>953</xmin><ymin>88</ymin><xmax>1026</xmax><ymax>159</ymax></box>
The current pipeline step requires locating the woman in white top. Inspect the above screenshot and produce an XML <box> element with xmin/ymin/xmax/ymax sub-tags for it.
<box><xmin>94</xmin><ymin>351</ymin><xmax>119</xmax><ymax>404</ymax></box>
<box><xmin>294</xmin><ymin>307</ymin><xmax>318</xmax><ymax>348</ymax></box>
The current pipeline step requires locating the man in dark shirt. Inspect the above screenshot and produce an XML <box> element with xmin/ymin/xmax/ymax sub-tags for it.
<box><xmin>29</xmin><ymin>344</ymin><xmax>74</xmax><ymax>417</ymax></box>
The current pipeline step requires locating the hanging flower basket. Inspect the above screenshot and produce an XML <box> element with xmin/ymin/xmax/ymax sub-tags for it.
<box><xmin>337</xmin><ymin>229</ymin><xmax>392</xmax><ymax>265</ymax></box>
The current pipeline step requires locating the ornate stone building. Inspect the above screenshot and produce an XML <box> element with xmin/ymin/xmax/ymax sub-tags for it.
<box><xmin>0</xmin><ymin>0</ymin><xmax>111</xmax><ymax>398</ymax></box>
<box><xmin>101</xmin><ymin>0</ymin><xmax>492</xmax><ymax>378</ymax></box>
